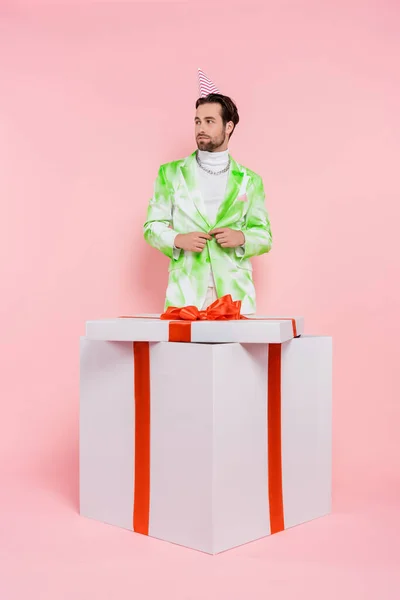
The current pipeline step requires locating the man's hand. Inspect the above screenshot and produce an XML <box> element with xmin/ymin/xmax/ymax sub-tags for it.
<box><xmin>174</xmin><ymin>232</ymin><xmax>212</xmax><ymax>252</ymax></box>
<box><xmin>209</xmin><ymin>228</ymin><xmax>245</xmax><ymax>248</ymax></box>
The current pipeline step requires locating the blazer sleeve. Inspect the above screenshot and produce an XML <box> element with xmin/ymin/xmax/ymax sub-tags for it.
<box><xmin>236</xmin><ymin>173</ymin><xmax>272</xmax><ymax>260</ymax></box>
<box><xmin>143</xmin><ymin>165</ymin><xmax>181</xmax><ymax>260</ymax></box>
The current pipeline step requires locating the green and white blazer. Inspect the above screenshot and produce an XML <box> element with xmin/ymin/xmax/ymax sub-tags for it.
<box><xmin>144</xmin><ymin>151</ymin><xmax>272</xmax><ymax>314</ymax></box>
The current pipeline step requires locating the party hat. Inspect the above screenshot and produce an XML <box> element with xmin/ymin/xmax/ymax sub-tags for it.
<box><xmin>198</xmin><ymin>68</ymin><xmax>220</xmax><ymax>97</ymax></box>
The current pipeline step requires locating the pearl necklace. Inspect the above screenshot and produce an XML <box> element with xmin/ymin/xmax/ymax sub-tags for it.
<box><xmin>196</xmin><ymin>151</ymin><xmax>230</xmax><ymax>176</ymax></box>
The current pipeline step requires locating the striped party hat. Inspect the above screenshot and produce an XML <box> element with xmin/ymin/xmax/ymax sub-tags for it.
<box><xmin>198</xmin><ymin>68</ymin><xmax>220</xmax><ymax>97</ymax></box>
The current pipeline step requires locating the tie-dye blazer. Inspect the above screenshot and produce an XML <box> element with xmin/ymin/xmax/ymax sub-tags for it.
<box><xmin>143</xmin><ymin>151</ymin><xmax>272</xmax><ymax>314</ymax></box>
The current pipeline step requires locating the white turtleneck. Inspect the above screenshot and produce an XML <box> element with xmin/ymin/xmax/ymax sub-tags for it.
<box><xmin>196</xmin><ymin>149</ymin><xmax>230</xmax><ymax>287</ymax></box>
<box><xmin>196</xmin><ymin>149</ymin><xmax>230</xmax><ymax>225</ymax></box>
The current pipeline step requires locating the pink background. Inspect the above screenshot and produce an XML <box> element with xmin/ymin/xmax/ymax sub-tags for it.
<box><xmin>1</xmin><ymin>1</ymin><xmax>399</xmax><ymax>598</ymax></box>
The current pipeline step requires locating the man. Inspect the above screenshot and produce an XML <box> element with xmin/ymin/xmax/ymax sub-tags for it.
<box><xmin>143</xmin><ymin>70</ymin><xmax>272</xmax><ymax>315</ymax></box>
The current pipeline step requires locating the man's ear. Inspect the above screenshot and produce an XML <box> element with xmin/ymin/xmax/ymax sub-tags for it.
<box><xmin>226</xmin><ymin>121</ymin><xmax>234</xmax><ymax>136</ymax></box>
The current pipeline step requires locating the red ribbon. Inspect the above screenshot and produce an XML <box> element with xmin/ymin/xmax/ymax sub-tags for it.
<box><xmin>160</xmin><ymin>294</ymin><xmax>247</xmax><ymax>322</ymax></box>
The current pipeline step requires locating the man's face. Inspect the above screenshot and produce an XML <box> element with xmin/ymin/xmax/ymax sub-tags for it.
<box><xmin>195</xmin><ymin>103</ymin><xmax>228</xmax><ymax>152</ymax></box>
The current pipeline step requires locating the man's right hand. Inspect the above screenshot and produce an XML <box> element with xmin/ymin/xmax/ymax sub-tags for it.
<box><xmin>174</xmin><ymin>232</ymin><xmax>212</xmax><ymax>252</ymax></box>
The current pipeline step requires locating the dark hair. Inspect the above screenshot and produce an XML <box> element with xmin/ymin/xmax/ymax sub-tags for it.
<box><xmin>195</xmin><ymin>93</ymin><xmax>240</xmax><ymax>138</ymax></box>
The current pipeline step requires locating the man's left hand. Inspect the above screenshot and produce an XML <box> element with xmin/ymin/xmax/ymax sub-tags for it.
<box><xmin>209</xmin><ymin>228</ymin><xmax>245</xmax><ymax>248</ymax></box>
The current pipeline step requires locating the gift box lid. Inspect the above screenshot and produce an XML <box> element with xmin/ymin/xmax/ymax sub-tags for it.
<box><xmin>85</xmin><ymin>314</ymin><xmax>304</xmax><ymax>344</ymax></box>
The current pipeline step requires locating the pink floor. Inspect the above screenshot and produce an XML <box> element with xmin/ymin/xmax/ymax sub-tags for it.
<box><xmin>1</xmin><ymin>475</ymin><xmax>399</xmax><ymax>600</ymax></box>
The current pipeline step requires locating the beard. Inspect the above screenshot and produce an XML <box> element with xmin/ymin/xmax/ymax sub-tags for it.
<box><xmin>196</xmin><ymin>130</ymin><xmax>226</xmax><ymax>152</ymax></box>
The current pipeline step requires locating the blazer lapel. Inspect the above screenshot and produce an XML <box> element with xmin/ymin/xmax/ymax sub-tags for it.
<box><xmin>180</xmin><ymin>152</ymin><xmax>211</xmax><ymax>229</ymax></box>
<box><xmin>213</xmin><ymin>156</ymin><xmax>244</xmax><ymax>227</ymax></box>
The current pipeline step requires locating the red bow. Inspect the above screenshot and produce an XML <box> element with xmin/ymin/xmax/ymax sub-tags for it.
<box><xmin>160</xmin><ymin>294</ymin><xmax>247</xmax><ymax>321</ymax></box>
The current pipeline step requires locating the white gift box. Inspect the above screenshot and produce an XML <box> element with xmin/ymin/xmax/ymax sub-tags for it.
<box><xmin>80</xmin><ymin>335</ymin><xmax>332</xmax><ymax>554</ymax></box>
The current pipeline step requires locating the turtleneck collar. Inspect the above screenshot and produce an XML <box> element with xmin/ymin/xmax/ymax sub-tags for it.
<box><xmin>197</xmin><ymin>149</ymin><xmax>229</xmax><ymax>168</ymax></box>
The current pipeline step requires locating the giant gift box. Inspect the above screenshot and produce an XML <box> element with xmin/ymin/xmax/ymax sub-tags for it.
<box><xmin>80</xmin><ymin>297</ymin><xmax>332</xmax><ymax>554</ymax></box>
